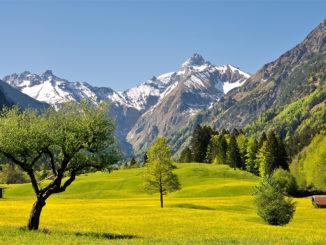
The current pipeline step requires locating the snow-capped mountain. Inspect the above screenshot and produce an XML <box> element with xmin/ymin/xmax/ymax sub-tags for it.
<box><xmin>3</xmin><ymin>70</ymin><xmax>119</xmax><ymax>107</ymax></box>
<box><xmin>126</xmin><ymin>54</ymin><xmax>250</xmax><ymax>157</ymax></box>
<box><xmin>2</xmin><ymin>53</ymin><xmax>250</xmax><ymax>157</ymax></box>
<box><xmin>0</xmin><ymin>80</ymin><xmax>48</xmax><ymax>110</ymax></box>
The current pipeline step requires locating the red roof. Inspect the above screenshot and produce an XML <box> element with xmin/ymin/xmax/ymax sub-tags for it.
<box><xmin>313</xmin><ymin>196</ymin><xmax>326</xmax><ymax>205</ymax></box>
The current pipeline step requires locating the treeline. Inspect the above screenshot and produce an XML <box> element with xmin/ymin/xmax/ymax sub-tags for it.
<box><xmin>290</xmin><ymin>131</ymin><xmax>326</xmax><ymax>192</ymax></box>
<box><xmin>179</xmin><ymin>124</ymin><xmax>288</xmax><ymax>177</ymax></box>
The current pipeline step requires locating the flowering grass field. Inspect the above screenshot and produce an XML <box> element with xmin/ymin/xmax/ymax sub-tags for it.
<box><xmin>0</xmin><ymin>164</ymin><xmax>325</xmax><ymax>244</ymax></box>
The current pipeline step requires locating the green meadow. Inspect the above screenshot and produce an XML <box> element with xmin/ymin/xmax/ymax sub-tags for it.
<box><xmin>0</xmin><ymin>163</ymin><xmax>325</xmax><ymax>244</ymax></box>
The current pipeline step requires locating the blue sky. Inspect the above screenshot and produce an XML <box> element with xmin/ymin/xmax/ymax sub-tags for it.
<box><xmin>0</xmin><ymin>1</ymin><xmax>325</xmax><ymax>91</ymax></box>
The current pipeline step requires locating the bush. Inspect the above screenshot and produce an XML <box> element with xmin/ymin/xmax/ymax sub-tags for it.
<box><xmin>0</xmin><ymin>163</ymin><xmax>29</xmax><ymax>184</ymax></box>
<box><xmin>273</xmin><ymin>168</ymin><xmax>298</xmax><ymax>196</ymax></box>
<box><xmin>254</xmin><ymin>176</ymin><xmax>296</xmax><ymax>225</ymax></box>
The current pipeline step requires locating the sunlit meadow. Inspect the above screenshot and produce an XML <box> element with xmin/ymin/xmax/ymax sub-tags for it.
<box><xmin>0</xmin><ymin>164</ymin><xmax>325</xmax><ymax>244</ymax></box>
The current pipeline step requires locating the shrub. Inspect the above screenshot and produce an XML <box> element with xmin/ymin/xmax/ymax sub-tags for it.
<box><xmin>0</xmin><ymin>163</ymin><xmax>29</xmax><ymax>184</ymax></box>
<box><xmin>273</xmin><ymin>168</ymin><xmax>298</xmax><ymax>196</ymax></box>
<box><xmin>254</xmin><ymin>176</ymin><xmax>296</xmax><ymax>225</ymax></box>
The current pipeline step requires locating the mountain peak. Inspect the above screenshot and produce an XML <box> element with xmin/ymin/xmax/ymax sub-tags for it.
<box><xmin>41</xmin><ymin>70</ymin><xmax>54</xmax><ymax>77</ymax></box>
<box><xmin>181</xmin><ymin>53</ymin><xmax>208</xmax><ymax>69</ymax></box>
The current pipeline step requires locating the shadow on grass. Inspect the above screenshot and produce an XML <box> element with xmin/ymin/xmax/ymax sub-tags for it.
<box><xmin>170</xmin><ymin>203</ymin><xmax>215</xmax><ymax>210</ymax></box>
<box><xmin>19</xmin><ymin>227</ymin><xmax>138</xmax><ymax>240</ymax></box>
<box><xmin>75</xmin><ymin>231</ymin><xmax>138</xmax><ymax>240</ymax></box>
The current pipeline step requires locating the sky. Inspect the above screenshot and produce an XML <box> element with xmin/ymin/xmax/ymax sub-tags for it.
<box><xmin>0</xmin><ymin>1</ymin><xmax>326</xmax><ymax>91</ymax></box>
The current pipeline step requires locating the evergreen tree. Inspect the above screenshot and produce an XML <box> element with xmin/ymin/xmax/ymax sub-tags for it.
<box><xmin>236</xmin><ymin>133</ymin><xmax>248</xmax><ymax>169</ymax></box>
<box><xmin>191</xmin><ymin>124</ymin><xmax>213</xmax><ymax>163</ymax></box>
<box><xmin>143</xmin><ymin>152</ymin><xmax>148</xmax><ymax>167</ymax></box>
<box><xmin>257</xmin><ymin>131</ymin><xmax>281</xmax><ymax>177</ymax></box>
<box><xmin>179</xmin><ymin>146</ymin><xmax>192</xmax><ymax>163</ymax></box>
<box><xmin>258</xmin><ymin>132</ymin><xmax>267</xmax><ymax>148</ymax></box>
<box><xmin>206</xmin><ymin>134</ymin><xmax>228</xmax><ymax>164</ymax></box>
<box><xmin>226</xmin><ymin>134</ymin><xmax>242</xmax><ymax>170</ymax></box>
<box><xmin>120</xmin><ymin>162</ymin><xmax>128</xmax><ymax>169</ymax></box>
<box><xmin>277</xmin><ymin>136</ymin><xmax>289</xmax><ymax>170</ymax></box>
<box><xmin>129</xmin><ymin>157</ymin><xmax>139</xmax><ymax>168</ymax></box>
<box><xmin>254</xmin><ymin>176</ymin><xmax>296</xmax><ymax>225</ymax></box>
<box><xmin>245</xmin><ymin>138</ymin><xmax>259</xmax><ymax>175</ymax></box>
<box><xmin>217</xmin><ymin>135</ymin><xmax>228</xmax><ymax>165</ymax></box>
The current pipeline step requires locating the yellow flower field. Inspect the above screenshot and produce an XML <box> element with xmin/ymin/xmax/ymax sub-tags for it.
<box><xmin>0</xmin><ymin>164</ymin><xmax>325</xmax><ymax>244</ymax></box>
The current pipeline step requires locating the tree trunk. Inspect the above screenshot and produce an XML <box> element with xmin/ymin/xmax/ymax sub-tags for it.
<box><xmin>160</xmin><ymin>190</ymin><xmax>163</xmax><ymax>208</ymax></box>
<box><xmin>28</xmin><ymin>198</ymin><xmax>46</xmax><ymax>230</ymax></box>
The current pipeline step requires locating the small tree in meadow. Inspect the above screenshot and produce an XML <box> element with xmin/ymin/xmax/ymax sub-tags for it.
<box><xmin>143</xmin><ymin>137</ymin><xmax>181</xmax><ymax>208</ymax></box>
<box><xmin>129</xmin><ymin>157</ymin><xmax>139</xmax><ymax>168</ymax></box>
<box><xmin>254</xmin><ymin>176</ymin><xmax>296</xmax><ymax>225</ymax></box>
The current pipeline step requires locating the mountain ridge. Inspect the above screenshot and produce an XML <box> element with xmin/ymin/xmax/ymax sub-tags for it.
<box><xmin>169</xmin><ymin>19</ymin><xmax>326</xmax><ymax>159</ymax></box>
<box><xmin>2</xmin><ymin>54</ymin><xmax>250</xmax><ymax>157</ymax></box>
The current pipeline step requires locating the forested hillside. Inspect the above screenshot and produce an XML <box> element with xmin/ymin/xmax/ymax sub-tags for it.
<box><xmin>169</xmin><ymin>19</ymin><xmax>326</xmax><ymax>158</ymax></box>
<box><xmin>290</xmin><ymin>133</ymin><xmax>326</xmax><ymax>192</ymax></box>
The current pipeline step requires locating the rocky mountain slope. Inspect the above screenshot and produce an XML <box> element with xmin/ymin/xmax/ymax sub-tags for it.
<box><xmin>169</xmin><ymin>19</ymin><xmax>326</xmax><ymax>158</ymax></box>
<box><xmin>2</xmin><ymin>54</ymin><xmax>250</xmax><ymax>157</ymax></box>
<box><xmin>127</xmin><ymin>54</ymin><xmax>250</xmax><ymax>156</ymax></box>
<box><xmin>0</xmin><ymin>80</ymin><xmax>48</xmax><ymax>110</ymax></box>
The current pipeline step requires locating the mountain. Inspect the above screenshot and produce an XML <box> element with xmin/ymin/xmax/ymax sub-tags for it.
<box><xmin>169</xmin><ymin>19</ymin><xmax>326</xmax><ymax>158</ymax></box>
<box><xmin>2</xmin><ymin>54</ymin><xmax>250</xmax><ymax>157</ymax></box>
<box><xmin>127</xmin><ymin>54</ymin><xmax>250</xmax><ymax>156</ymax></box>
<box><xmin>0</xmin><ymin>80</ymin><xmax>48</xmax><ymax>110</ymax></box>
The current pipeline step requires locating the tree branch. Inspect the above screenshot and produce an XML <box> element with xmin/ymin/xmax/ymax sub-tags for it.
<box><xmin>45</xmin><ymin>148</ymin><xmax>57</xmax><ymax>176</ymax></box>
<box><xmin>27</xmin><ymin>170</ymin><xmax>40</xmax><ymax>196</ymax></box>
<box><xmin>0</xmin><ymin>149</ymin><xmax>27</xmax><ymax>171</ymax></box>
<box><xmin>59</xmin><ymin>171</ymin><xmax>76</xmax><ymax>192</ymax></box>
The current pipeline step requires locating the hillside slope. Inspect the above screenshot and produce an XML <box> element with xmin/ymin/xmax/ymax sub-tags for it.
<box><xmin>169</xmin><ymin>19</ymin><xmax>326</xmax><ymax>158</ymax></box>
<box><xmin>245</xmin><ymin>84</ymin><xmax>326</xmax><ymax>139</ymax></box>
<box><xmin>3</xmin><ymin>163</ymin><xmax>258</xmax><ymax>200</ymax></box>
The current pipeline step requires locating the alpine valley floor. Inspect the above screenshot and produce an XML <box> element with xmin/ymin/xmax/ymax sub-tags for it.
<box><xmin>0</xmin><ymin>164</ymin><xmax>325</xmax><ymax>244</ymax></box>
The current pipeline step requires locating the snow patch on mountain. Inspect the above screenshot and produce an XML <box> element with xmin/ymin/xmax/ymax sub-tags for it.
<box><xmin>223</xmin><ymin>79</ymin><xmax>246</xmax><ymax>94</ymax></box>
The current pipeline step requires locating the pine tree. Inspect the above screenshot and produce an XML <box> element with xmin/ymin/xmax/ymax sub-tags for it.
<box><xmin>143</xmin><ymin>152</ymin><xmax>148</xmax><ymax>167</ymax></box>
<box><xmin>277</xmin><ymin>136</ymin><xmax>288</xmax><ymax>170</ymax></box>
<box><xmin>259</xmin><ymin>132</ymin><xmax>267</xmax><ymax>148</ymax></box>
<box><xmin>129</xmin><ymin>157</ymin><xmax>139</xmax><ymax>168</ymax></box>
<box><xmin>245</xmin><ymin>138</ymin><xmax>259</xmax><ymax>175</ymax></box>
<box><xmin>191</xmin><ymin>124</ymin><xmax>213</xmax><ymax>163</ymax></box>
<box><xmin>236</xmin><ymin>133</ymin><xmax>248</xmax><ymax>169</ymax></box>
<box><xmin>226</xmin><ymin>134</ymin><xmax>242</xmax><ymax>170</ymax></box>
<box><xmin>179</xmin><ymin>146</ymin><xmax>192</xmax><ymax>163</ymax></box>
<box><xmin>257</xmin><ymin>131</ymin><xmax>281</xmax><ymax>177</ymax></box>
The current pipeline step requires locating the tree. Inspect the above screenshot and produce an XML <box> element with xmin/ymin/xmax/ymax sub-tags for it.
<box><xmin>226</xmin><ymin>134</ymin><xmax>242</xmax><ymax>170</ymax></box>
<box><xmin>179</xmin><ymin>146</ymin><xmax>192</xmax><ymax>163</ymax></box>
<box><xmin>245</xmin><ymin>138</ymin><xmax>259</xmax><ymax>175</ymax></box>
<box><xmin>257</xmin><ymin>131</ymin><xmax>286</xmax><ymax>177</ymax></box>
<box><xmin>191</xmin><ymin>124</ymin><xmax>213</xmax><ymax>163</ymax></box>
<box><xmin>258</xmin><ymin>132</ymin><xmax>267</xmax><ymax>148</ymax></box>
<box><xmin>143</xmin><ymin>152</ymin><xmax>148</xmax><ymax>167</ymax></box>
<box><xmin>0</xmin><ymin>163</ymin><xmax>28</xmax><ymax>184</ymax></box>
<box><xmin>206</xmin><ymin>134</ymin><xmax>227</xmax><ymax>165</ymax></box>
<box><xmin>276</xmin><ymin>136</ymin><xmax>289</xmax><ymax>170</ymax></box>
<box><xmin>129</xmin><ymin>157</ymin><xmax>139</xmax><ymax>168</ymax></box>
<box><xmin>254</xmin><ymin>176</ymin><xmax>296</xmax><ymax>225</ymax></box>
<box><xmin>236</xmin><ymin>133</ymin><xmax>248</xmax><ymax>169</ymax></box>
<box><xmin>120</xmin><ymin>162</ymin><xmax>128</xmax><ymax>169</ymax></box>
<box><xmin>143</xmin><ymin>137</ymin><xmax>181</xmax><ymax>208</ymax></box>
<box><xmin>0</xmin><ymin>101</ymin><xmax>121</xmax><ymax>230</ymax></box>
<box><xmin>273</xmin><ymin>168</ymin><xmax>298</xmax><ymax>196</ymax></box>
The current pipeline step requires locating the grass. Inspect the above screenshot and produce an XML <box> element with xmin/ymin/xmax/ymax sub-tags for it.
<box><xmin>0</xmin><ymin>163</ymin><xmax>325</xmax><ymax>244</ymax></box>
